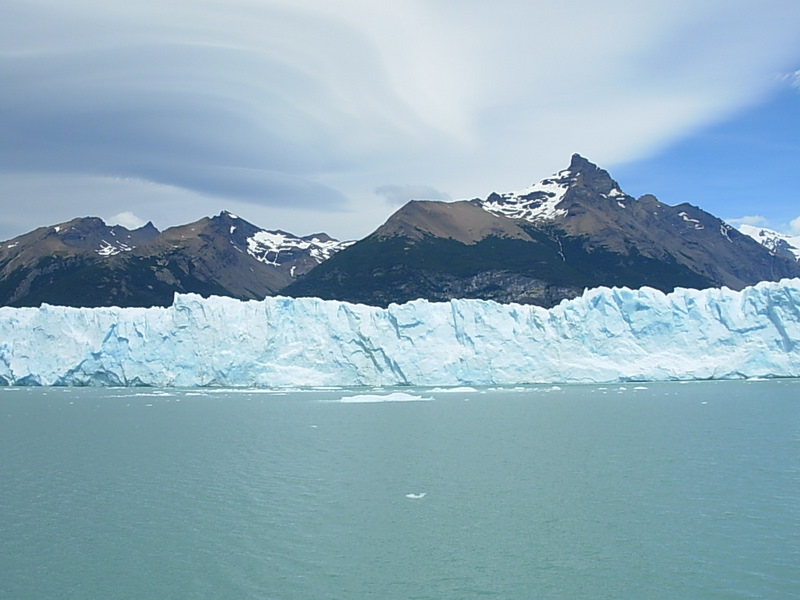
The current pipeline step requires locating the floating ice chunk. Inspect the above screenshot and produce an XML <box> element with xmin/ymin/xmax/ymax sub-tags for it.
<box><xmin>405</xmin><ymin>492</ymin><xmax>427</xmax><ymax>499</ymax></box>
<box><xmin>430</xmin><ymin>386</ymin><xmax>478</xmax><ymax>393</ymax></box>
<box><xmin>339</xmin><ymin>392</ymin><xmax>432</xmax><ymax>403</ymax></box>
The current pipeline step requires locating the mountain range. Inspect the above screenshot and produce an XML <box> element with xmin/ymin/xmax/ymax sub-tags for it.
<box><xmin>1</xmin><ymin>154</ymin><xmax>798</xmax><ymax>308</ymax></box>
<box><xmin>0</xmin><ymin>212</ymin><xmax>352</xmax><ymax>307</ymax></box>
<box><xmin>284</xmin><ymin>154</ymin><xmax>800</xmax><ymax>306</ymax></box>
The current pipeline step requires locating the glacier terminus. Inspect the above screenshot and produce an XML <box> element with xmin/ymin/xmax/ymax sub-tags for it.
<box><xmin>1</xmin><ymin>279</ymin><xmax>799</xmax><ymax>387</ymax></box>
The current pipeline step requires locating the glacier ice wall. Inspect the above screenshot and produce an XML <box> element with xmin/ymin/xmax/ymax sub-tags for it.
<box><xmin>1</xmin><ymin>279</ymin><xmax>799</xmax><ymax>387</ymax></box>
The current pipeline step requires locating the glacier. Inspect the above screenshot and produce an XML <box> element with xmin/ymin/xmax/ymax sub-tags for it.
<box><xmin>1</xmin><ymin>279</ymin><xmax>799</xmax><ymax>387</ymax></box>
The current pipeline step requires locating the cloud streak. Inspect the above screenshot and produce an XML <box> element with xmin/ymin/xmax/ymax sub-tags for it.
<box><xmin>375</xmin><ymin>185</ymin><xmax>451</xmax><ymax>206</ymax></box>
<box><xmin>2</xmin><ymin>0</ymin><xmax>800</xmax><ymax>240</ymax></box>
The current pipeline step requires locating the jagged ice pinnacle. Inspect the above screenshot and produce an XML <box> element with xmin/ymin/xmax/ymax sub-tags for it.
<box><xmin>1</xmin><ymin>279</ymin><xmax>799</xmax><ymax>387</ymax></box>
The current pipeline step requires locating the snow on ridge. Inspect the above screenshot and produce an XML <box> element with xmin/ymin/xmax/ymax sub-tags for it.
<box><xmin>739</xmin><ymin>224</ymin><xmax>800</xmax><ymax>260</ymax></box>
<box><xmin>246</xmin><ymin>231</ymin><xmax>352</xmax><ymax>268</ymax></box>
<box><xmin>309</xmin><ymin>238</ymin><xmax>355</xmax><ymax>262</ymax></box>
<box><xmin>481</xmin><ymin>168</ymin><xmax>575</xmax><ymax>223</ymax></box>
<box><xmin>481</xmin><ymin>168</ymin><xmax>634</xmax><ymax>224</ymax></box>
<box><xmin>1</xmin><ymin>278</ymin><xmax>799</xmax><ymax>387</ymax></box>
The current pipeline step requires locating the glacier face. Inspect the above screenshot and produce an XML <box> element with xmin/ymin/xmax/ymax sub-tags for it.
<box><xmin>1</xmin><ymin>279</ymin><xmax>799</xmax><ymax>387</ymax></box>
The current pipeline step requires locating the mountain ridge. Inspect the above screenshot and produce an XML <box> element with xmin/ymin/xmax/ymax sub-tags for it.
<box><xmin>284</xmin><ymin>154</ymin><xmax>800</xmax><ymax>306</ymax></box>
<box><xmin>0</xmin><ymin>211</ymin><xmax>352</xmax><ymax>307</ymax></box>
<box><xmin>3</xmin><ymin>154</ymin><xmax>799</xmax><ymax>308</ymax></box>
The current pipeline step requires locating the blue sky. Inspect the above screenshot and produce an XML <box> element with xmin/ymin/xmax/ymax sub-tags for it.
<box><xmin>1</xmin><ymin>1</ymin><xmax>799</xmax><ymax>241</ymax></box>
<box><xmin>613</xmin><ymin>82</ymin><xmax>800</xmax><ymax>234</ymax></box>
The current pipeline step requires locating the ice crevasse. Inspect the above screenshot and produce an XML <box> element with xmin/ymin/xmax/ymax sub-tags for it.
<box><xmin>0</xmin><ymin>279</ymin><xmax>799</xmax><ymax>387</ymax></box>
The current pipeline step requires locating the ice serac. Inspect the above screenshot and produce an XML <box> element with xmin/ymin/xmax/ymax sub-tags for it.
<box><xmin>1</xmin><ymin>279</ymin><xmax>799</xmax><ymax>387</ymax></box>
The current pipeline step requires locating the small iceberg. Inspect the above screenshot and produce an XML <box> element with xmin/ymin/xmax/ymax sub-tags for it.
<box><xmin>339</xmin><ymin>392</ymin><xmax>433</xmax><ymax>403</ymax></box>
<box><xmin>405</xmin><ymin>493</ymin><xmax>427</xmax><ymax>499</ymax></box>
<box><xmin>132</xmin><ymin>391</ymin><xmax>175</xmax><ymax>397</ymax></box>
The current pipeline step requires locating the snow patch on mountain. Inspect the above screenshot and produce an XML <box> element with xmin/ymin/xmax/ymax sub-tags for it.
<box><xmin>246</xmin><ymin>231</ymin><xmax>353</xmax><ymax>268</ymax></box>
<box><xmin>97</xmin><ymin>240</ymin><xmax>135</xmax><ymax>256</ymax></box>
<box><xmin>739</xmin><ymin>225</ymin><xmax>800</xmax><ymax>261</ymax></box>
<box><xmin>720</xmin><ymin>223</ymin><xmax>734</xmax><ymax>242</ymax></box>
<box><xmin>480</xmin><ymin>168</ymin><xmax>574</xmax><ymax>222</ymax></box>
<box><xmin>678</xmin><ymin>211</ymin><xmax>704</xmax><ymax>230</ymax></box>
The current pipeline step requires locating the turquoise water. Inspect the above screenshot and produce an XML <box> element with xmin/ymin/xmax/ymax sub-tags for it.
<box><xmin>1</xmin><ymin>381</ymin><xmax>798</xmax><ymax>599</ymax></box>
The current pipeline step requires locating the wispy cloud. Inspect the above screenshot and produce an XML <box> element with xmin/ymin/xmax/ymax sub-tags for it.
<box><xmin>779</xmin><ymin>69</ymin><xmax>800</xmax><ymax>89</ymax></box>
<box><xmin>374</xmin><ymin>185</ymin><xmax>451</xmax><ymax>206</ymax></box>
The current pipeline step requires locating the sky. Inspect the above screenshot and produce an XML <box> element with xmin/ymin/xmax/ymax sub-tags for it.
<box><xmin>2</xmin><ymin>0</ymin><xmax>800</xmax><ymax>242</ymax></box>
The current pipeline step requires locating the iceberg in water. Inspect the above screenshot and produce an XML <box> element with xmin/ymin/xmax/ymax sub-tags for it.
<box><xmin>0</xmin><ymin>279</ymin><xmax>799</xmax><ymax>387</ymax></box>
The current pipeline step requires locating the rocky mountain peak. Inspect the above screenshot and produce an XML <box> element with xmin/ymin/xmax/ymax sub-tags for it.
<box><xmin>566</xmin><ymin>154</ymin><xmax>623</xmax><ymax>197</ymax></box>
<box><xmin>478</xmin><ymin>154</ymin><xmax>628</xmax><ymax>225</ymax></box>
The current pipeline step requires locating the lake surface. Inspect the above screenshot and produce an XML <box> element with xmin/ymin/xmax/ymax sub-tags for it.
<box><xmin>1</xmin><ymin>380</ymin><xmax>798</xmax><ymax>599</ymax></box>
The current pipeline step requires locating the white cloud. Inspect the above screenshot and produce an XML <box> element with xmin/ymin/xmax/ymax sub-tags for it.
<box><xmin>779</xmin><ymin>70</ymin><xmax>800</xmax><ymax>89</ymax></box>
<box><xmin>727</xmin><ymin>215</ymin><xmax>800</xmax><ymax>238</ymax></box>
<box><xmin>106</xmin><ymin>211</ymin><xmax>147</xmax><ymax>230</ymax></box>
<box><xmin>727</xmin><ymin>215</ymin><xmax>769</xmax><ymax>227</ymax></box>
